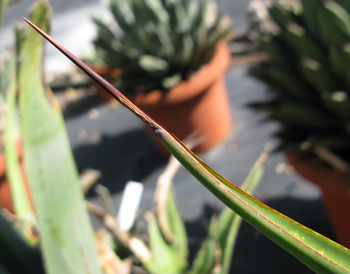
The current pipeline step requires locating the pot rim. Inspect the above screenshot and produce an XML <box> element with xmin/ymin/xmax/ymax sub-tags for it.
<box><xmin>126</xmin><ymin>40</ymin><xmax>231</xmax><ymax>106</ymax></box>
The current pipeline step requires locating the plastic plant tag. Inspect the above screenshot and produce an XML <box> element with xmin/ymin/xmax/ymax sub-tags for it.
<box><xmin>117</xmin><ymin>181</ymin><xmax>144</xmax><ymax>231</ymax></box>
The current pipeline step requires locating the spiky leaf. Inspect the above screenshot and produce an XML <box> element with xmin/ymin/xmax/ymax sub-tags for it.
<box><xmin>19</xmin><ymin>2</ymin><xmax>101</xmax><ymax>273</ymax></box>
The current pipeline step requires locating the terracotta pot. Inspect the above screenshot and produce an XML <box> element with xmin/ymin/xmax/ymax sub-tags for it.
<box><xmin>285</xmin><ymin>151</ymin><xmax>350</xmax><ymax>248</ymax></box>
<box><xmin>0</xmin><ymin>141</ymin><xmax>32</xmax><ymax>214</ymax></box>
<box><xmin>126</xmin><ymin>41</ymin><xmax>232</xmax><ymax>153</ymax></box>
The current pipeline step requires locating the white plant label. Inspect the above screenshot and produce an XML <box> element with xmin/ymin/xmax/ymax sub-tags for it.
<box><xmin>117</xmin><ymin>181</ymin><xmax>144</xmax><ymax>231</ymax></box>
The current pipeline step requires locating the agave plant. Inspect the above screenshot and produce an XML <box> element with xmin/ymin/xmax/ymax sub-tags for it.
<box><xmin>249</xmin><ymin>0</ymin><xmax>350</xmax><ymax>171</ymax></box>
<box><xmin>92</xmin><ymin>0</ymin><xmax>232</xmax><ymax>94</ymax></box>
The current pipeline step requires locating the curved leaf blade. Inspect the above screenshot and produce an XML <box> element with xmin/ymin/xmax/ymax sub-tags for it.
<box><xmin>148</xmin><ymin>213</ymin><xmax>187</xmax><ymax>274</ymax></box>
<box><xmin>19</xmin><ymin>2</ymin><xmax>101</xmax><ymax>274</ymax></box>
<box><xmin>155</xmin><ymin>128</ymin><xmax>350</xmax><ymax>274</ymax></box>
<box><xmin>4</xmin><ymin>55</ymin><xmax>38</xmax><ymax>245</ymax></box>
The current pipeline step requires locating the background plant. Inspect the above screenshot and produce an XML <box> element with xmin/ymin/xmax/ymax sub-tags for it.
<box><xmin>92</xmin><ymin>0</ymin><xmax>232</xmax><ymax>94</ymax></box>
<box><xmin>249</xmin><ymin>0</ymin><xmax>350</xmax><ymax>173</ymax></box>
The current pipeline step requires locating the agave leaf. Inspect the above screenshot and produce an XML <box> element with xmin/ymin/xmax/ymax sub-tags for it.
<box><xmin>151</xmin><ymin>149</ymin><xmax>189</xmax><ymax>269</ymax></box>
<box><xmin>268</xmin><ymin>2</ymin><xmax>290</xmax><ymax>26</ymax></box>
<box><xmin>144</xmin><ymin>0</ymin><xmax>170</xmax><ymax>28</ymax></box>
<box><xmin>19</xmin><ymin>2</ymin><xmax>101</xmax><ymax>274</ymax></box>
<box><xmin>280</xmin><ymin>22</ymin><xmax>326</xmax><ymax>63</ymax></box>
<box><xmin>300</xmin><ymin>0</ymin><xmax>320</xmax><ymax>37</ymax></box>
<box><xmin>127</xmin><ymin>0</ymin><xmax>161</xmax><ymax>52</ymax></box>
<box><xmin>329</xmin><ymin>44</ymin><xmax>350</xmax><ymax>84</ymax></box>
<box><xmin>298</xmin><ymin>58</ymin><xmax>338</xmax><ymax>91</ymax></box>
<box><xmin>175</xmin><ymin>34</ymin><xmax>194</xmax><ymax>67</ymax></box>
<box><xmin>139</xmin><ymin>54</ymin><xmax>169</xmax><ymax>72</ymax></box>
<box><xmin>164</xmin><ymin>190</ymin><xmax>188</xmax><ymax>259</ymax></box>
<box><xmin>206</xmin><ymin>13</ymin><xmax>231</xmax><ymax>48</ymax></box>
<box><xmin>323</xmin><ymin>97</ymin><xmax>350</xmax><ymax>118</ymax></box>
<box><xmin>93</xmin><ymin>17</ymin><xmax>118</xmax><ymax>48</ymax></box>
<box><xmin>262</xmin><ymin>66</ymin><xmax>313</xmax><ymax>101</ymax></box>
<box><xmin>148</xmin><ymin>213</ymin><xmax>187</xmax><ymax>274</ymax></box>
<box><xmin>183</xmin><ymin>0</ymin><xmax>198</xmax><ymax>27</ymax></box>
<box><xmin>109</xmin><ymin>0</ymin><xmax>135</xmax><ymax>30</ymax></box>
<box><xmin>108</xmin><ymin>0</ymin><xmax>150</xmax><ymax>50</ymax></box>
<box><xmin>174</xmin><ymin>2</ymin><xmax>190</xmax><ymax>33</ymax></box>
<box><xmin>153</xmin><ymin>25</ymin><xmax>174</xmax><ymax>57</ymax></box>
<box><xmin>161</xmin><ymin>73</ymin><xmax>181</xmax><ymax>89</ymax></box>
<box><xmin>317</xmin><ymin>0</ymin><xmax>350</xmax><ymax>47</ymax></box>
<box><xmin>256</xmin><ymin>102</ymin><xmax>337</xmax><ymax>129</ymax></box>
<box><xmin>335</xmin><ymin>0</ymin><xmax>350</xmax><ymax>12</ymax></box>
<box><xmin>4</xmin><ymin>54</ymin><xmax>38</xmax><ymax>245</ymax></box>
<box><xmin>257</xmin><ymin>35</ymin><xmax>290</xmax><ymax>65</ymax></box>
<box><xmin>23</xmin><ymin>19</ymin><xmax>350</xmax><ymax>273</ymax></box>
<box><xmin>191</xmin><ymin>0</ymin><xmax>210</xmax><ymax>44</ymax></box>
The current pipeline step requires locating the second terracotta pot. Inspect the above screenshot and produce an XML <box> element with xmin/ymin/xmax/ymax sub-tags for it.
<box><xmin>126</xmin><ymin>41</ymin><xmax>232</xmax><ymax>154</ymax></box>
<box><xmin>285</xmin><ymin>151</ymin><xmax>350</xmax><ymax>248</ymax></box>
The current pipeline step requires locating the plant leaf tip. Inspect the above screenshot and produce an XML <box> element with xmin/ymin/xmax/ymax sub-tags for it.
<box><xmin>20</xmin><ymin>15</ymin><xmax>164</xmax><ymax>133</ymax></box>
<box><xmin>21</xmin><ymin>16</ymin><xmax>30</xmax><ymax>24</ymax></box>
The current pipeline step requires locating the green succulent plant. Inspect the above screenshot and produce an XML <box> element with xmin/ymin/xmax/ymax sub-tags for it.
<box><xmin>249</xmin><ymin>0</ymin><xmax>350</xmax><ymax>172</ymax></box>
<box><xmin>92</xmin><ymin>0</ymin><xmax>232</xmax><ymax>94</ymax></box>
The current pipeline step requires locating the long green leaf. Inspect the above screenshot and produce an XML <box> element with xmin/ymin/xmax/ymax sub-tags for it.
<box><xmin>165</xmin><ymin>189</ymin><xmax>188</xmax><ymax>259</ymax></box>
<box><xmin>4</xmin><ymin>53</ymin><xmax>38</xmax><ymax>245</ymax></box>
<box><xmin>19</xmin><ymin>2</ymin><xmax>101</xmax><ymax>274</ymax></box>
<box><xmin>155</xmin><ymin>128</ymin><xmax>350</xmax><ymax>274</ymax></box>
<box><xmin>148</xmin><ymin>213</ymin><xmax>187</xmax><ymax>274</ymax></box>
<box><xmin>23</xmin><ymin>18</ymin><xmax>350</xmax><ymax>274</ymax></box>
